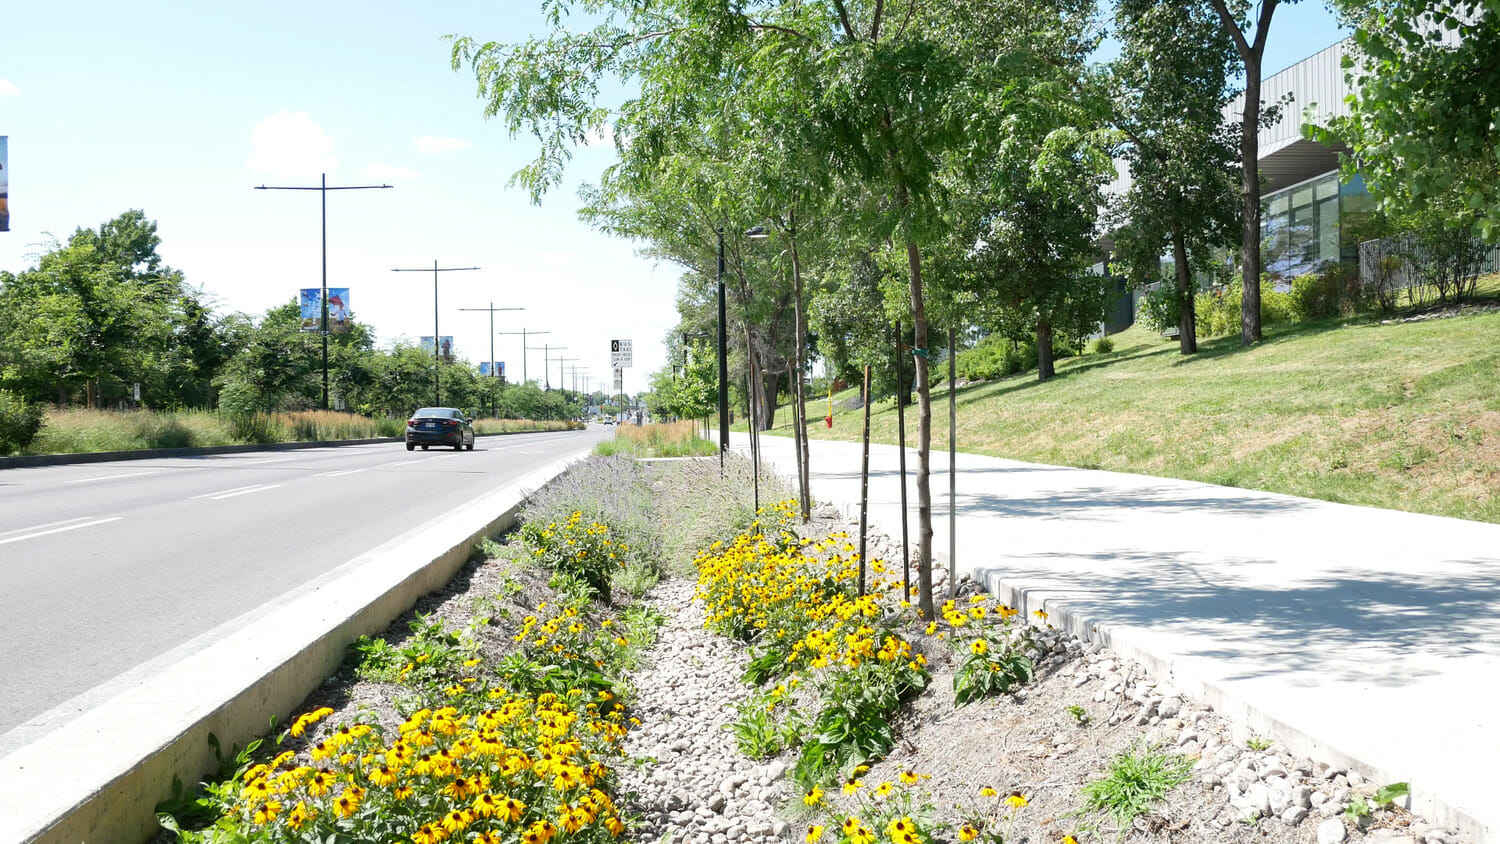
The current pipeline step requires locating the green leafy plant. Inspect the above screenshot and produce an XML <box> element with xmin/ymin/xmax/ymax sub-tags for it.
<box><xmin>731</xmin><ymin>696</ymin><xmax>788</xmax><ymax>759</ymax></box>
<box><xmin>520</xmin><ymin>510</ymin><xmax>628</xmax><ymax>602</ymax></box>
<box><xmin>941</xmin><ymin>596</ymin><xmax>1037</xmax><ymax>707</ymax></box>
<box><xmin>1067</xmin><ymin>705</ymin><xmax>1089</xmax><ymax>724</ymax></box>
<box><xmin>0</xmin><ymin>389</ymin><xmax>46</xmax><ymax>455</ymax></box>
<box><xmin>1347</xmin><ymin>782</ymin><xmax>1410</xmax><ymax>820</ymax></box>
<box><xmin>1078</xmin><ymin>743</ymin><xmax>1194</xmax><ymax>833</ymax></box>
<box><xmin>1246</xmin><ymin>736</ymin><xmax>1273</xmax><ymax>751</ymax></box>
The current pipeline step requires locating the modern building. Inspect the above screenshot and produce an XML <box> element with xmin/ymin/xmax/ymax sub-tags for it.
<box><xmin>1230</xmin><ymin>39</ymin><xmax>1376</xmax><ymax>279</ymax></box>
<box><xmin>1101</xmin><ymin>39</ymin><xmax>1377</xmax><ymax>334</ymax></box>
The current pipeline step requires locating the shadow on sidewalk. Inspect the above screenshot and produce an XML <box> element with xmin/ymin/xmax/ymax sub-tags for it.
<box><xmin>956</xmin><ymin>484</ymin><xmax>1312</xmax><ymax>520</ymax></box>
<box><xmin>975</xmin><ymin>551</ymin><xmax>1500</xmax><ymax>686</ymax></box>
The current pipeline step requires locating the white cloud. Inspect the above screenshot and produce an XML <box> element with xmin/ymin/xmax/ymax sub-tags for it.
<box><xmin>363</xmin><ymin>163</ymin><xmax>419</xmax><ymax>180</ymax></box>
<box><xmin>414</xmin><ymin>135</ymin><xmax>472</xmax><ymax>154</ymax></box>
<box><xmin>0</xmin><ymin>79</ymin><xmax>21</xmax><ymax>96</ymax></box>
<box><xmin>247</xmin><ymin>111</ymin><xmax>338</xmax><ymax>178</ymax></box>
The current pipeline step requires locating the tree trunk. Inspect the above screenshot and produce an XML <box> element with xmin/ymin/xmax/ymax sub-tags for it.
<box><xmin>759</xmin><ymin>370</ymin><xmax>780</xmax><ymax>431</ymax></box>
<box><xmin>1237</xmin><ymin>54</ymin><xmax>1265</xmax><ymax>344</ymax></box>
<box><xmin>1036</xmin><ymin>319</ymin><xmax>1055</xmax><ymax>381</ymax></box>
<box><xmin>1171</xmin><ymin>223</ymin><xmax>1199</xmax><ymax>354</ymax></box>
<box><xmin>905</xmin><ymin>234</ymin><xmax>934</xmax><ymax>622</ymax></box>
<box><xmin>788</xmin><ymin>221</ymin><xmax>812</xmax><ymax>520</ymax></box>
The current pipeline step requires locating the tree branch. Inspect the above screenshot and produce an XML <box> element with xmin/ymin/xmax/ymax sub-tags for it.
<box><xmin>831</xmin><ymin>0</ymin><xmax>859</xmax><ymax>40</ymax></box>
<box><xmin>748</xmin><ymin>22</ymin><xmax>814</xmax><ymax>41</ymax></box>
<box><xmin>1208</xmin><ymin>0</ymin><xmax>1252</xmax><ymax>59</ymax></box>
<box><xmin>870</xmin><ymin>0</ymin><xmax>885</xmax><ymax>41</ymax></box>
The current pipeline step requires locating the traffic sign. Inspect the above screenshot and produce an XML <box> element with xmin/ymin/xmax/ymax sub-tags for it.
<box><xmin>611</xmin><ymin>338</ymin><xmax>633</xmax><ymax>368</ymax></box>
<box><xmin>613</xmin><ymin>367</ymin><xmax>623</xmax><ymax>392</ymax></box>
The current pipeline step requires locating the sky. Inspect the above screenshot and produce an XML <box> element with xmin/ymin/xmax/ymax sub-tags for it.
<box><xmin>0</xmin><ymin>1</ymin><xmax>1349</xmax><ymax>396</ymax></box>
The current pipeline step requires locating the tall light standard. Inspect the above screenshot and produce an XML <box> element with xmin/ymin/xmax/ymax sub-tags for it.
<box><xmin>496</xmin><ymin>328</ymin><xmax>549</xmax><ymax>385</ymax></box>
<box><xmin>556</xmin><ymin>356</ymin><xmax>579</xmax><ymax>397</ymax></box>
<box><xmin>391</xmin><ymin>261</ymin><xmax>479</xmax><ymax>405</ymax></box>
<box><xmin>716</xmin><ymin>228</ymin><xmax>729</xmax><ymax>468</ymax></box>
<box><xmin>527</xmin><ymin>344</ymin><xmax>567</xmax><ymax>390</ymax></box>
<box><xmin>255</xmin><ymin>173</ymin><xmax>392</xmax><ymax>410</ymax></box>
<box><xmin>459</xmin><ymin>303</ymin><xmax>523</xmax><ymax>417</ymax></box>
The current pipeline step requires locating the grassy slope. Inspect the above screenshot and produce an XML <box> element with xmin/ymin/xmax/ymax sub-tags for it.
<box><xmin>776</xmin><ymin>298</ymin><xmax>1500</xmax><ymax>525</ymax></box>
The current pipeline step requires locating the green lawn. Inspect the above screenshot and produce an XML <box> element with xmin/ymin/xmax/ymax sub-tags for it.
<box><xmin>771</xmin><ymin>295</ymin><xmax>1500</xmax><ymax>524</ymax></box>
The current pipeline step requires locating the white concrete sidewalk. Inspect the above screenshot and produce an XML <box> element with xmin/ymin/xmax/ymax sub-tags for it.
<box><xmin>735</xmin><ymin>432</ymin><xmax>1500</xmax><ymax>841</ymax></box>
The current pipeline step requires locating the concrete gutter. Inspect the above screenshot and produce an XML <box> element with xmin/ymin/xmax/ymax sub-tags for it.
<box><xmin>0</xmin><ymin>451</ymin><xmax>586</xmax><ymax>844</ymax></box>
<box><xmin>0</xmin><ymin>427</ymin><xmax>581</xmax><ymax>471</ymax></box>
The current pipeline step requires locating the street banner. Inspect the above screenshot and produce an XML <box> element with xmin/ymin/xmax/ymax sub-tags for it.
<box><xmin>1</xmin><ymin>136</ymin><xmax>10</xmax><ymax>232</ymax></box>
<box><xmin>421</xmin><ymin>336</ymin><xmax>455</xmax><ymax>359</ymax></box>
<box><xmin>300</xmin><ymin>288</ymin><xmax>354</xmax><ymax>333</ymax></box>
<box><xmin>478</xmin><ymin>361</ymin><xmax>506</xmax><ymax>378</ymax></box>
<box><xmin>326</xmin><ymin>288</ymin><xmax>351</xmax><ymax>334</ymax></box>
<box><xmin>299</xmin><ymin>288</ymin><xmax>321</xmax><ymax>332</ymax></box>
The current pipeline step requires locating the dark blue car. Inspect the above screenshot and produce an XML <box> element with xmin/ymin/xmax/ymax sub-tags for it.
<box><xmin>405</xmin><ymin>407</ymin><xmax>475</xmax><ymax>451</ymax></box>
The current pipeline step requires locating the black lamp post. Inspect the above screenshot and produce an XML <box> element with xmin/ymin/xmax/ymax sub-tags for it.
<box><xmin>717</xmin><ymin>229</ymin><xmax>729</xmax><ymax>469</ymax></box>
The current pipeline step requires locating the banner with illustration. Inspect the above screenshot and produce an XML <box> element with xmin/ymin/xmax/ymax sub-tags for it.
<box><xmin>421</xmin><ymin>336</ymin><xmax>455</xmax><ymax>360</ymax></box>
<box><xmin>0</xmin><ymin>136</ymin><xmax>9</xmax><ymax>232</ymax></box>
<box><xmin>299</xmin><ymin>288</ymin><xmax>353</xmax><ymax>333</ymax></box>
<box><xmin>479</xmin><ymin>361</ymin><xmax>505</xmax><ymax>378</ymax></box>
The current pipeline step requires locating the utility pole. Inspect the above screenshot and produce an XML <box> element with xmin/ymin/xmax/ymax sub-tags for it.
<box><xmin>498</xmin><ymin>328</ymin><xmax>549</xmax><ymax>386</ymax></box>
<box><xmin>459</xmin><ymin>303</ymin><xmax>523</xmax><ymax>417</ymax></box>
<box><xmin>527</xmin><ymin>344</ymin><xmax>567</xmax><ymax>390</ymax></box>
<box><xmin>255</xmin><ymin>173</ymin><xmax>393</xmax><ymax>410</ymax></box>
<box><xmin>391</xmin><ymin>261</ymin><xmax>479</xmax><ymax>406</ymax></box>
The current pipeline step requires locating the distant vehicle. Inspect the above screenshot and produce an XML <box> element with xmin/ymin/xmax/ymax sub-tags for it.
<box><xmin>601</xmin><ymin>415</ymin><xmax>616</xmax><ymax>425</ymax></box>
<box><xmin>405</xmin><ymin>407</ymin><xmax>475</xmax><ymax>451</ymax></box>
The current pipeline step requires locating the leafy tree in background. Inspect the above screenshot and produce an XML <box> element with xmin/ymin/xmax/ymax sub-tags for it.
<box><xmin>0</xmin><ymin>211</ymin><xmax>233</xmax><ymax>408</ymax></box>
<box><xmin>1317</xmin><ymin>1</ymin><xmax>1500</xmax><ymax>240</ymax></box>
<box><xmin>1109</xmin><ymin>0</ymin><xmax>1241</xmax><ymax>355</ymax></box>
<box><xmin>1208</xmin><ymin>0</ymin><xmax>1302</xmax><ymax>345</ymax></box>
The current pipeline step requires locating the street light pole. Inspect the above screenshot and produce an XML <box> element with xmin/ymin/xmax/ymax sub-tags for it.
<box><xmin>527</xmin><ymin>344</ymin><xmax>567</xmax><ymax>390</ymax></box>
<box><xmin>459</xmin><ymin>304</ymin><xmax>523</xmax><ymax>416</ymax></box>
<box><xmin>717</xmin><ymin>228</ymin><xmax>729</xmax><ymax>468</ymax></box>
<box><xmin>391</xmin><ymin>261</ymin><xmax>479</xmax><ymax>405</ymax></box>
<box><xmin>255</xmin><ymin>173</ymin><xmax>393</xmax><ymax>410</ymax></box>
<box><xmin>497</xmin><ymin>328</ymin><xmax>549</xmax><ymax>386</ymax></box>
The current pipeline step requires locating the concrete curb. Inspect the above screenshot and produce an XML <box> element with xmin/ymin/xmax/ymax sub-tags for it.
<box><xmin>0</xmin><ymin>451</ymin><xmax>587</xmax><ymax>844</ymax></box>
<box><xmin>0</xmin><ymin>427</ymin><xmax>582</xmax><ymax>470</ymax></box>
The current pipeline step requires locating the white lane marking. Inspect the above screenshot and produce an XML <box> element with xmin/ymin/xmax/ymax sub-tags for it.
<box><xmin>380</xmin><ymin>460</ymin><xmax>420</xmax><ymax>467</ymax></box>
<box><xmin>0</xmin><ymin>517</ymin><xmax>94</xmax><ymax>539</ymax></box>
<box><xmin>316</xmin><ymin>468</ymin><xmax>367</xmax><ymax>478</ymax></box>
<box><xmin>205</xmin><ymin>484</ymin><xmax>281</xmax><ymax>501</ymax></box>
<box><xmin>0</xmin><ymin>517</ymin><xmax>124</xmax><ymax>547</ymax></box>
<box><xmin>65</xmin><ymin>471</ymin><xmax>158</xmax><ymax>485</ymax></box>
<box><xmin>236</xmin><ymin>457</ymin><xmax>296</xmax><ymax>465</ymax></box>
<box><xmin>191</xmin><ymin>484</ymin><xmax>281</xmax><ymax>500</ymax></box>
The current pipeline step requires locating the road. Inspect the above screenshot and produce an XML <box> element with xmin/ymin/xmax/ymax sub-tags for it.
<box><xmin>0</xmin><ymin>427</ymin><xmax>605</xmax><ymax>739</ymax></box>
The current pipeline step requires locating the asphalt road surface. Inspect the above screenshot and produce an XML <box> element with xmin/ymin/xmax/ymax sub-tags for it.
<box><xmin>0</xmin><ymin>427</ymin><xmax>606</xmax><ymax>738</ymax></box>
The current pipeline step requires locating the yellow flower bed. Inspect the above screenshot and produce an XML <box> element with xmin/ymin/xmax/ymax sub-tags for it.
<box><xmin>218</xmin><ymin>691</ymin><xmax>628</xmax><ymax>843</ymax></box>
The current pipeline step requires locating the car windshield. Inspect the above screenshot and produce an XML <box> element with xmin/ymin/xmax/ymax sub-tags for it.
<box><xmin>412</xmin><ymin>408</ymin><xmax>459</xmax><ymax>418</ymax></box>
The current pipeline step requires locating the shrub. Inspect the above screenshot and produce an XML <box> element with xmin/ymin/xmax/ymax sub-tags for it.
<box><xmin>1091</xmin><ymin>336</ymin><xmax>1115</xmax><ymax>355</ymax></box>
<box><xmin>954</xmin><ymin>335</ymin><xmax>1034</xmax><ymax>381</ymax></box>
<box><xmin>521</xmin><ymin>455</ymin><xmax>661</xmax><ymax>569</ymax></box>
<box><xmin>0</xmin><ymin>390</ymin><xmax>46</xmax><ymax>456</ymax></box>
<box><xmin>1195</xmin><ymin>278</ymin><xmax>1294</xmax><ymax>336</ymax></box>
<box><xmin>1136</xmin><ymin>286</ymin><xmax>1181</xmax><ymax>334</ymax></box>
<box><xmin>519</xmin><ymin>511</ymin><xmax>627</xmax><ymax>602</ymax></box>
<box><xmin>226</xmin><ymin>413</ymin><xmax>283</xmax><ymax>444</ymax></box>
<box><xmin>128</xmin><ymin>412</ymin><xmax>196</xmax><ymax>449</ymax></box>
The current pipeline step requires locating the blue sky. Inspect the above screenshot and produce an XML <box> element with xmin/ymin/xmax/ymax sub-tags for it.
<box><xmin>0</xmin><ymin>1</ymin><xmax>1348</xmax><ymax>392</ymax></box>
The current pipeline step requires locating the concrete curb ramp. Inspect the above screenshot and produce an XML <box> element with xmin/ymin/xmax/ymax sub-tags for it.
<box><xmin>0</xmin><ymin>451</ymin><xmax>585</xmax><ymax>843</ymax></box>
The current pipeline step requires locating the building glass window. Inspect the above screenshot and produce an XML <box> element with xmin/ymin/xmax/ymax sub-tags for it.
<box><xmin>1261</xmin><ymin>172</ymin><xmax>1352</xmax><ymax>278</ymax></box>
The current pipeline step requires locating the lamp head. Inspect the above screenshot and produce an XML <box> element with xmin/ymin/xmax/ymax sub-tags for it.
<box><xmin>745</xmin><ymin>225</ymin><xmax>770</xmax><ymax>240</ymax></box>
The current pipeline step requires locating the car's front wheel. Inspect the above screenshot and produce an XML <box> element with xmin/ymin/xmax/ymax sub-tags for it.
<box><xmin>406</xmin><ymin>442</ymin><xmax>415</xmax><ymax>451</ymax></box>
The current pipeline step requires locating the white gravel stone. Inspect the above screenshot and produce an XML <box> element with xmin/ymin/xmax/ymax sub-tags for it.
<box><xmin>1317</xmin><ymin>818</ymin><xmax>1349</xmax><ymax>844</ymax></box>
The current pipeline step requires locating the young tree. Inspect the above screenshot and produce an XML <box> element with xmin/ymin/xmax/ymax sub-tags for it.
<box><xmin>1109</xmin><ymin>0</ymin><xmax>1241</xmax><ymax>354</ymax></box>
